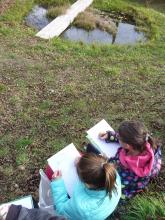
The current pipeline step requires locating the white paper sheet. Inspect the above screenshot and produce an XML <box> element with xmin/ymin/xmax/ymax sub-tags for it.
<box><xmin>87</xmin><ymin>119</ymin><xmax>120</xmax><ymax>158</ymax></box>
<box><xmin>5</xmin><ymin>195</ymin><xmax>33</xmax><ymax>208</ymax></box>
<box><xmin>47</xmin><ymin>143</ymin><xmax>80</xmax><ymax>196</ymax></box>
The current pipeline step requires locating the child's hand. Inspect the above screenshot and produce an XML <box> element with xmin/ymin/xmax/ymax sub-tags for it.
<box><xmin>99</xmin><ymin>132</ymin><xmax>108</xmax><ymax>140</ymax></box>
<box><xmin>52</xmin><ymin>170</ymin><xmax>62</xmax><ymax>181</ymax></box>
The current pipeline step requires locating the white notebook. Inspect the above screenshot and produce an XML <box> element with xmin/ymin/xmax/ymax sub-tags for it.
<box><xmin>47</xmin><ymin>143</ymin><xmax>80</xmax><ymax>196</ymax></box>
<box><xmin>86</xmin><ymin>119</ymin><xmax>120</xmax><ymax>158</ymax></box>
<box><xmin>5</xmin><ymin>195</ymin><xmax>34</xmax><ymax>208</ymax></box>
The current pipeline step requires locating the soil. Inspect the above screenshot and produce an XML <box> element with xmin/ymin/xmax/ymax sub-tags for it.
<box><xmin>0</xmin><ymin>0</ymin><xmax>15</xmax><ymax>15</ymax></box>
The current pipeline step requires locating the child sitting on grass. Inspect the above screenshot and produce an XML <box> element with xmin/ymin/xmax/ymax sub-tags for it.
<box><xmin>87</xmin><ymin>120</ymin><xmax>161</xmax><ymax>198</ymax></box>
<box><xmin>50</xmin><ymin>153</ymin><xmax>121</xmax><ymax>220</ymax></box>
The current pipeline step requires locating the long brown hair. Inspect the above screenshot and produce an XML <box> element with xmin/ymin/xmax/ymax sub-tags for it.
<box><xmin>76</xmin><ymin>153</ymin><xmax>117</xmax><ymax>197</ymax></box>
<box><xmin>118</xmin><ymin>120</ymin><xmax>156</xmax><ymax>152</ymax></box>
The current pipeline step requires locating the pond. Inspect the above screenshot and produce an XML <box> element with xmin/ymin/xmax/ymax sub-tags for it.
<box><xmin>61</xmin><ymin>24</ymin><xmax>145</xmax><ymax>45</ymax></box>
<box><xmin>26</xmin><ymin>6</ymin><xmax>146</xmax><ymax>45</ymax></box>
<box><xmin>25</xmin><ymin>6</ymin><xmax>50</xmax><ymax>30</ymax></box>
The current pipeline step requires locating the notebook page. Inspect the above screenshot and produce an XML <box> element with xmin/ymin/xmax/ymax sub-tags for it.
<box><xmin>6</xmin><ymin>195</ymin><xmax>33</xmax><ymax>208</ymax></box>
<box><xmin>87</xmin><ymin>119</ymin><xmax>120</xmax><ymax>158</ymax></box>
<box><xmin>47</xmin><ymin>143</ymin><xmax>80</xmax><ymax>196</ymax></box>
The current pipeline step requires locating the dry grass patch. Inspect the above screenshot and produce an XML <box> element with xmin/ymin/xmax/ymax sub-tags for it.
<box><xmin>47</xmin><ymin>4</ymin><xmax>70</xmax><ymax>18</ymax></box>
<box><xmin>74</xmin><ymin>9</ymin><xmax>117</xmax><ymax>34</ymax></box>
<box><xmin>35</xmin><ymin>0</ymin><xmax>71</xmax><ymax>7</ymax></box>
<box><xmin>74</xmin><ymin>10</ymin><xmax>97</xmax><ymax>30</ymax></box>
<box><xmin>96</xmin><ymin>19</ymin><xmax>117</xmax><ymax>35</ymax></box>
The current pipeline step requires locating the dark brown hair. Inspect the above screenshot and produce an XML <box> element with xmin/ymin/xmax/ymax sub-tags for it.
<box><xmin>76</xmin><ymin>153</ymin><xmax>117</xmax><ymax>197</ymax></box>
<box><xmin>118</xmin><ymin>120</ymin><xmax>156</xmax><ymax>152</ymax></box>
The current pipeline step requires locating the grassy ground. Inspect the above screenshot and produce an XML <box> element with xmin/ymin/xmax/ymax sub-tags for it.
<box><xmin>0</xmin><ymin>0</ymin><xmax>165</xmax><ymax>217</ymax></box>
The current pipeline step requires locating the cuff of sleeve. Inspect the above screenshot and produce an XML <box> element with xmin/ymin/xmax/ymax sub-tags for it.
<box><xmin>105</xmin><ymin>131</ymin><xmax>119</xmax><ymax>143</ymax></box>
<box><xmin>6</xmin><ymin>205</ymin><xmax>22</xmax><ymax>220</ymax></box>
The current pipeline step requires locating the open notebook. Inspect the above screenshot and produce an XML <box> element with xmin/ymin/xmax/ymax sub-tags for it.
<box><xmin>5</xmin><ymin>195</ymin><xmax>34</xmax><ymax>208</ymax></box>
<box><xmin>86</xmin><ymin>119</ymin><xmax>120</xmax><ymax>158</ymax></box>
<box><xmin>47</xmin><ymin>121</ymin><xmax>119</xmax><ymax>197</ymax></box>
<box><xmin>47</xmin><ymin>143</ymin><xmax>80</xmax><ymax>197</ymax></box>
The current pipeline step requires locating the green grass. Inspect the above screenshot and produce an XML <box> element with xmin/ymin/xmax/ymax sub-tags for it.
<box><xmin>16</xmin><ymin>138</ymin><xmax>33</xmax><ymax>150</ymax></box>
<box><xmin>16</xmin><ymin>152</ymin><xmax>29</xmax><ymax>165</ymax></box>
<box><xmin>0</xmin><ymin>83</ymin><xmax>6</xmax><ymax>93</ymax></box>
<box><xmin>38</xmin><ymin>100</ymin><xmax>53</xmax><ymax>110</ymax></box>
<box><xmin>121</xmin><ymin>195</ymin><xmax>165</xmax><ymax>220</ymax></box>
<box><xmin>0</xmin><ymin>0</ymin><xmax>165</xmax><ymax>205</ymax></box>
<box><xmin>2</xmin><ymin>166</ymin><xmax>14</xmax><ymax>176</ymax></box>
<box><xmin>103</xmin><ymin>66</ymin><xmax>120</xmax><ymax>76</ymax></box>
<box><xmin>0</xmin><ymin>146</ymin><xmax>10</xmax><ymax>157</ymax></box>
<box><xmin>35</xmin><ymin>0</ymin><xmax>74</xmax><ymax>7</ymax></box>
<box><xmin>0</xmin><ymin>0</ymin><xmax>34</xmax><ymax>24</ymax></box>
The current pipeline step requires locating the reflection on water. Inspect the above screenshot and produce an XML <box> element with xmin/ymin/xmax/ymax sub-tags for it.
<box><xmin>62</xmin><ymin>23</ymin><xmax>146</xmax><ymax>45</ymax></box>
<box><xmin>25</xmin><ymin>6</ymin><xmax>50</xmax><ymax>30</ymax></box>
<box><xmin>114</xmin><ymin>22</ymin><xmax>146</xmax><ymax>44</ymax></box>
<box><xmin>26</xmin><ymin>6</ymin><xmax>146</xmax><ymax>44</ymax></box>
<box><xmin>62</xmin><ymin>27</ymin><xmax>114</xmax><ymax>44</ymax></box>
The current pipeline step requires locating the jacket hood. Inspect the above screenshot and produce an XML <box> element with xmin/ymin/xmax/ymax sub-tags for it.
<box><xmin>119</xmin><ymin>142</ymin><xmax>154</xmax><ymax>177</ymax></box>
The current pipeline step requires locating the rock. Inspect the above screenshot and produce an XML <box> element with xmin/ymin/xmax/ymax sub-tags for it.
<box><xmin>18</xmin><ymin>165</ymin><xmax>26</xmax><ymax>171</ymax></box>
<box><xmin>14</xmin><ymin>183</ymin><xmax>19</xmax><ymax>188</ymax></box>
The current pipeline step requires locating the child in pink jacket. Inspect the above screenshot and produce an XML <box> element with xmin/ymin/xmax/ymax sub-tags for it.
<box><xmin>87</xmin><ymin>120</ymin><xmax>161</xmax><ymax>198</ymax></box>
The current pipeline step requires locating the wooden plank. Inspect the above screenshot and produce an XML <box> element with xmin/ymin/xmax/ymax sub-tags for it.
<box><xmin>36</xmin><ymin>0</ymin><xmax>93</xmax><ymax>39</ymax></box>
